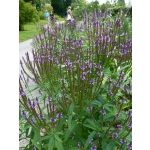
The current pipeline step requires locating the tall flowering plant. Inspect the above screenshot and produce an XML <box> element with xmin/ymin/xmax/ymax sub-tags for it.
<box><xmin>19</xmin><ymin>9</ymin><xmax>132</xmax><ymax>150</ymax></box>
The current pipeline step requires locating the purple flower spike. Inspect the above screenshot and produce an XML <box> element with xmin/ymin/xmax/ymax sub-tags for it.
<box><xmin>108</xmin><ymin>90</ymin><xmax>113</xmax><ymax>95</ymax></box>
<box><xmin>120</xmin><ymin>99</ymin><xmax>126</xmax><ymax>104</ymax></box>
<box><xmin>30</xmin><ymin>118</ymin><xmax>34</xmax><ymax>123</ymax></box>
<box><xmin>120</xmin><ymin>139</ymin><xmax>126</xmax><ymax>144</ymax></box>
<box><xmin>50</xmin><ymin>117</ymin><xmax>56</xmax><ymax>122</ymax></box>
<box><xmin>56</xmin><ymin>113</ymin><xmax>63</xmax><ymax>118</ymax></box>
<box><xmin>77</xmin><ymin>142</ymin><xmax>81</xmax><ymax>148</ymax></box>
<box><xmin>31</xmin><ymin>102</ymin><xmax>36</xmax><ymax>109</ymax></box>
<box><xmin>35</xmin><ymin>97</ymin><xmax>39</xmax><ymax>103</ymax></box>
<box><xmin>89</xmin><ymin>139</ymin><xmax>93</xmax><ymax>144</ymax></box>
<box><xmin>91</xmin><ymin>145</ymin><xmax>97</xmax><ymax>150</ymax></box>
<box><xmin>87</xmin><ymin>106</ymin><xmax>92</xmax><ymax>111</ymax></box>
<box><xmin>90</xmin><ymin>80</ymin><xmax>95</xmax><ymax>85</ymax></box>
<box><xmin>39</xmin><ymin>114</ymin><xmax>44</xmax><ymax>119</ymax></box>
<box><xmin>20</xmin><ymin>91</ymin><xmax>26</xmax><ymax>97</ymax></box>
<box><xmin>115</xmin><ymin>113</ymin><xmax>120</xmax><ymax>118</ymax></box>
<box><xmin>112</xmin><ymin>132</ymin><xmax>118</xmax><ymax>138</ymax></box>
<box><xmin>22</xmin><ymin>110</ymin><xmax>27</xmax><ymax>118</ymax></box>
<box><xmin>38</xmin><ymin>90</ymin><xmax>42</xmax><ymax>95</ymax></box>
<box><xmin>127</xmin><ymin>111</ymin><xmax>132</xmax><ymax>118</ymax></box>
<box><xmin>117</xmin><ymin>124</ymin><xmax>122</xmax><ymax>130</ymax></box>
<box><xmin>47</xmin><ymin>96</ymin><xmax>52</xmax><ymax>101</ymax></box>
<box><xmin>127</xmin><ymin>123</ymin><xmax>132</xmax><ymax>129</ymax></box>
<box><xmin>51</xmin><ymin>104</ymin><xmax>56</xmax><ymax>111</ymax></box>
<box><xmin>127</xmin><ymin>143</ymin><xmax>132</xmax><ymax>149</ymax></box>
<box><xmin>108</xmin><ymin>78</ymin><xmax>112</xmax><ymax>82</ymax></box>
<box><xmin>100</xmin><ymin>109</ymin><xmax>106</xmax><ymax>115</ymax></box>
<box><xmin>32</xmin><ymin>147</ymin><xmax>36</xmax><ymax>150</ymax></box>
<box><xmin>97</xmin><ymin>132</ymin><xmax>101</xmax><ymax>137</ymax></box>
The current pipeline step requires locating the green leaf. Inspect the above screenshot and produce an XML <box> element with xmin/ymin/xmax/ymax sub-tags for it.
<box><xmin>69</xmin><ymin>103</ymin><xmax>74</xmax><ymax>114</ymax></box>
<box><xmin>84</xmin><ymin>131</ymin><xmax>96</xmax><ymax>149</ymax></box>
<box><xmin>55</xmin><ymin>139</ymin><xmax>64</xmax><ymax>150</ymax></box>
<box><xmin>68</xmin><ymin>116</ymin><xmax>72</xmax><ymax>130</ymax></box>
<box><xmin>31</xmin><ymin>139</ymin><xmax>41</xmax><ymax>150</ymax></box>
<box><xmin>83</xmin><ymin>124</ymin><xmax>97</xmax><ymax>130</ymax></box>
<box><xmin>54</xmin><ymin>135</ymin><xmax>62</xmax><ymax>143</ymax></box>
<box><xmin>105</xmin><ymin>141</ymin><xmax>116</xmax><ymax>150</ymax></box>
<box><xmin>86</xmin><ymin>119</ymin><xmax>96</xmax><ymax>127</ymax></box>
<box><xmin>64</xmin><ymin>129</ymin><xmax>71</xmax><ymax>141</ymax></box>
<box><xmin>92</xmin><ymin>100</ymin><xmax>102</xmax><ymax>106</ymax></box>
<box><xmin>48</xmin><ymin>137</ymin><xmax>55</xmax><ymax>150</ymax></box>
<box><xmin>103</xmin><ymin>111</ymin><xmax>116</xmax><ymax>121</ymax></box>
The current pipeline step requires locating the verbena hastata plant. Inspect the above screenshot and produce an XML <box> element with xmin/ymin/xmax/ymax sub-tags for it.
<box><xmin>19</xmin><ymin>9</ymin><xmax>132</xmax><ymax>150</ymax></box>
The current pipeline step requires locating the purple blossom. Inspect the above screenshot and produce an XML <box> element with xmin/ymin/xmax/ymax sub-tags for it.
<box><xmin>127</xmin><ymin>111</ymin><xmax>132</xmax><ymax>118</ymax></box>
<box><xmin>38</xmin><ymin>90</ymin><xmax>42</xmax><ymax>95</ymax></box>
<box><xmin>87</xmin><ymin>106</ymin><xmax>92</xmax><ymax>111</ymax></box>
<box><xmin>127</xmin><ymin>143</ymin><xmax>132</xmax><ymax>149</ymax></box>
<box><xmin>30</xmin><ymin>118</ymin><xmax>34</xmax><ymax>123</ymax></box>
<box><xmin>89</xmin><ymin>139</ymin><xmax>93</xmax><ymax>144</ymax></box>
<box><xmin>35</xmin><ymin>97</ymin><xmax>39</xmax><ymax>103</ymax></box>
<box><xmin>20</xmin><ymin>91</ymin><xmax>26</xmax><ymax>97</ymax></box>
<box><xmin>108</xmin><ymin>78</ymin><xmax>112</xmax><ymax>82</ymax></box>
<box><xmin>47</xmin><ymin>96</ymin><xmax>52</xmax><ymax>101</ymax></box>
<box><xmin>112</xmin><ymin>132</ymin><xmax>118</xmax><ymax>138</ymax></box>
<box><xmin>51</xmin><ymin>104</ymin><xmax>56</xmax><ymax>111</ymax></box>
<box><xmin>100</xmin><ymin>109</ymin><xmax>106</xmax><ymax>115</ymax></box>
<box><xmin>115</xmin><ymin>113</ymin><xmax>120</xmax><ymax>118</ymax></box>
<box><xmin>81</xmin><ymin>75</ymin><xmax>86</xmax><ymax>80</ymax></box>
<box><xmin>117</xmin><ymin>124</ymin><xmax>122</xmax><ymax>130</ymax></box>
<box><xmin>79</xmin><ymin>65</ymin><xmax>86</xmax><ymax>71</ymax></box>
<box><xmin>119</xmin><ymin>71</ymin><xmax>123</xmax><ymax>77</ymax></box>
<box><xmin>120</xmin><ymin>99</ymin><xmax>126</xmax><ymax>104</ymax></box>
<box><xmin>117</xmin><ymin>83</ymin><xmax>121</xmax><ymax>88</ymax></box>
<box><xmin>77</xmin><ymin>142</ymin><xmax>81</xmax><ymax>148</ymax></box>
<box><xmin>22</xmin><ymin>110</ymin><xmax>27</xmax><ymax>118</ymax></box>
<box><xmin>97</xmin><ymin>71</ymin><xmax>101</xmax><ymax>76</ymax></box>
<box><xmin>108</xmin><ymin>90</ymin><xmax>113</xmax><ymax>95</ymax></box>
<box><xmin>120</xmin><ymin>139</ymin><xmax>126</xmax><ymax>144</ymax></box>
<box><xmin>97</xmin><ymin>132</ymin><xmax>101</xmax><ymax>137</ymax></box>
<box><xmin>56</xmin><ymin>113</ymin><xmax>63</xmax><ymax>118</ymax></box>
<box><xmin>50</xmin><ymin>117</ymin><xmax>56</xmax><ymax>122</ymax></box>
<box><xmin>39</xmin><ymin>114</ymin><xmax>44</xmax><ymax>119</ymax></box>
<box><xmin>31</xmin><ymin>102</ymin><xmax>36</xmax><ymax>109</ymax></box>
<box><xmin>127</xmin><ymin>123</ymin><xmax>132</xmax><ymax>129</ymax></box>
<box><xmin>90</xmin><ymin>80</ymin><xmax>95</xmax><ymax>85</ymax></box>
<box><xmin>91</xmin><ymin>145</ymin><xmax>97</xmax><ymax>150</ymax></box>
<box><xmin>32</xmin><ymin>147</ymin><xmax>36</xmax><ymax>150</ymax></box>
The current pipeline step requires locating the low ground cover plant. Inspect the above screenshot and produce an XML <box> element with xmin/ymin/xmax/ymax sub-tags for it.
<box><xmin>19</xmin><ymin>9</ymin><xmax>132</xmax><ymax>150</ymax></box>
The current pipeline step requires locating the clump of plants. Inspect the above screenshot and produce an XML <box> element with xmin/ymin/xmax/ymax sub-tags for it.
<box><xmin>19</xmin><ymin>9</ymin><xmax>132</xmax><ymax>150</ymax></box>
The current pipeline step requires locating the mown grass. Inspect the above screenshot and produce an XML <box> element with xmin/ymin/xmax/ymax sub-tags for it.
<box><xmin>19</xmin><ymin>20</ymin><xmax>47</xmax><ymax>43</ymax></box>
<box><xmin>19</xmin><ymin>18</ymin><xmax>65</xmax><ymax>43</ymax></box>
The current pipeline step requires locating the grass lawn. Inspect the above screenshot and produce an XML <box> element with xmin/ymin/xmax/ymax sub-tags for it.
<box><xmin>19</xmin><ymin>18</ymin><xmax>65</xmax><ymax>43</ymax></box>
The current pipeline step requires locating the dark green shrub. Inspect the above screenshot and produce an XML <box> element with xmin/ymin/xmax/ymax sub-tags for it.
<box><xmin>19</xmin><ymin>0</ymin><xmax>39</xmax><ymax>31</ymax></box>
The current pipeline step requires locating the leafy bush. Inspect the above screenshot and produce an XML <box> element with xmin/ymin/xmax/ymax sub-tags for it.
<box><xmin>19</xmin><ymin>0</ymin><xmax>39</xmax><ymax>31</ymax></box>
<box><xmin>19</xmin><ymin>9</ymin><xmax>132</xmax><ymax>150</ymax></box>
<box><xmin>37</xmin><ymin>11</ymin><xmax>45</xmax><ymax>20</ymax></box>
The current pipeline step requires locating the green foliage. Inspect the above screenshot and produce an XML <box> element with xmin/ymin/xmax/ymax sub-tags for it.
<box><xmin>19</xmin><ymin>0</ymin><xmax>39</xmax><ymax>31</ymax></box>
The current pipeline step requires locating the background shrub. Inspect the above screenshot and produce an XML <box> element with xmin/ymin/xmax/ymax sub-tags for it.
<box><xmin>19</xmin><ymin>0</ymin><xmax>39</xmax><ymax>31</ymax></box>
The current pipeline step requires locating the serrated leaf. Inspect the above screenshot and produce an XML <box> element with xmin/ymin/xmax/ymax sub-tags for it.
<box><xmin>55</xmin><ymin>139</ymin><xmax>64</xmax><ymax>150</ymax></box>
<box><xmin>48</xmin><ymin>137</ymin><xmax>55</xmax><ymax>150</ymax></box>
<box><xmin>92</xmin><ymin>100</ymin><xmax>102</xmax><ymax>106</ymax></box>
<box><xmin>84</xmin><ymin>131</ymin><xmax>96</xmax><ymax>149</ymax></box>
<box><xmin>83</xmin><ymin>124</ymin><xmax>97</xmax><ymax>130</ymax></box>
<box><xmin>54</xmin><ymin>135</ymin><xmax>62</xmax><ymax>143</ymax></box>
<box><xmin>86</xmin><ymin>119</ymin><xmax>97</xmax><ymax>128</ymax></box>
<box><xmin>68</xmin><ymin>116</ymin><xmax>72</xmax><ymax>130</ymax></box>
